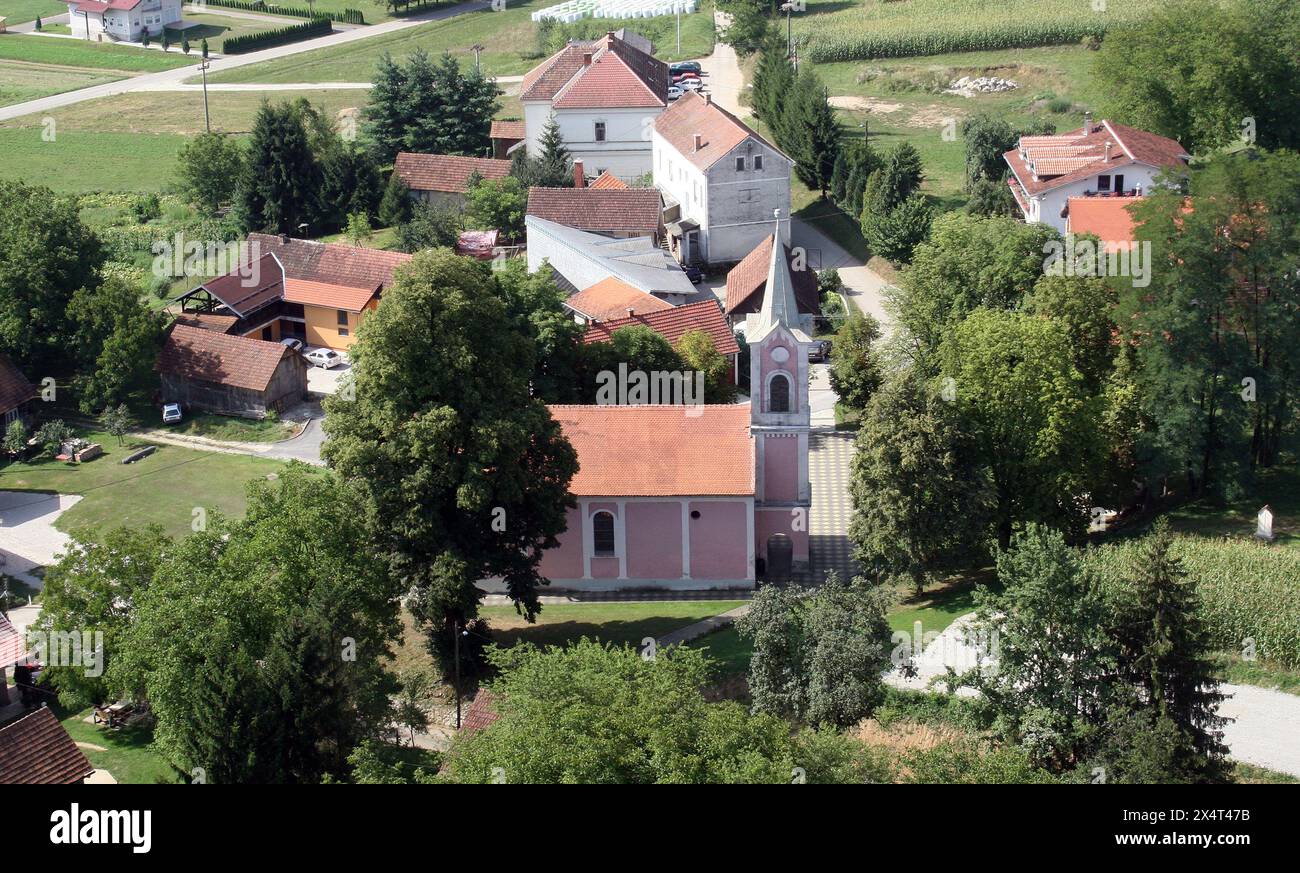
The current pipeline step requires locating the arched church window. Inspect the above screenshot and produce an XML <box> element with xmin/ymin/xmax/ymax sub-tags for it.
<box><xmin>769</xmin><ymin>373</ymin><xmax>791</xmax><ymax>413</ymax></box>
<box><xmin>592</xmin><ymin>511</ymin><xmax>616</xmax><ymax>556</ymax></box>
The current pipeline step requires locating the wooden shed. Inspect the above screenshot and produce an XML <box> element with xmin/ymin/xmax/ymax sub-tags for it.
<box><xmin>157</xmin><ymin>324</ymin><xmax>307</xmax><ymax>419</ymax></box>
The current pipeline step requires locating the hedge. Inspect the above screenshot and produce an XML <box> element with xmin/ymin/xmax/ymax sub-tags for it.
<box><xmin>221</xmin><ymin>17</ymin><xmax>334</xmax><ymax>54</ymax></box>
<box><xmin>199</xmin><ymin>0</ymin><xmax>365</xmax><ymax>25</ymax></box>
<box><xmin>1083</xmin><ymin>535</ymin><xmax>1300</xmax><ymax>668</ymax></box>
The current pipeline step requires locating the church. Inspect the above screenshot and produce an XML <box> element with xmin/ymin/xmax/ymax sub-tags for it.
<box><xmin>510</xmin><ymin>216</ymin><xmax>812</xmax><ymax>592</ymax></box>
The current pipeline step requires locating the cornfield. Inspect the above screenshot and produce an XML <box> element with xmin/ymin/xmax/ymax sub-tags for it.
<box><xmin>795</xmin><ymin>0</ymin><xmax>1163</xmax><ymax>63</ymax></box>
<box><xmin>1083</xmin><ymin>536</ymin><xmax>1300</xmax><ymax>668</ymax></box>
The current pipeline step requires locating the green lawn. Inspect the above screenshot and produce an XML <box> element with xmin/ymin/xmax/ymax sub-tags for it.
<box><xmin>0</xmin><ymin>32</ymin><xmax>193</xmax><ymax>71</ymax></box>
<box><xmin>0</xmin><ymin>128</ymin><xmax>186</xmax><ymax>192</ymax></box>
<box><xmin>1</xmin><ymin>0</ymin><xmax>68</xmax><ymax>26</ymax></box>
<box><xmin>160</xmin><ymin>412</ymin><xmax>297</xmax><ymax>443</ymax></box>
<box><xmin>57</xmin><ymin>706</ymin><xmax>181</xmax><ymax>784</ymax></box>
<box><xmin>0</xmin><ymin>429</ymin><xmax>294</xmax><ymax>539</ymax></box>
<box><xmin>165</xmin><ymin>11</ymin><xmax>300</xmax><ymax>53</ymax></box>
<box><xmin>480</xmin><ymin>599</ymin><xmax>746</xmax><ymax>650</ymax></box>
<box><xmin>0</xmin><ymin>58</ymin><xmax>121</xmax><ymax>108</ymax></box>
<box><xmin>689</xmin><ymin>625</ymin><xmax>751</xmax><ymax>676</ymax></box>
<box><xmin>1160</xmin><ymin>466</ymin><xmax>1300</xmax><ymax>551</ymax></box>
<box><xmin>206</xmin><ymin>1</ymin><xmax>713</xmax><ymax>83</ymax></box>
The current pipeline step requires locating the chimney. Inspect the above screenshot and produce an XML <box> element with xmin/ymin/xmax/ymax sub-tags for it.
<box><xmin>626</xmin><ymin>307</ymin><xmax>635</xmax><ymax>317</ymax></box>
<box><xmin>582</xmin><ymin>52</ymin><xmax>593</xmax><ymax>66</ymax></box>
<box><xmin>278</xmin><ymin>233</ymin><xmax>290</xmax><ymax>244</ymax></box>
<box><xmin>1104</xmin><ymin>140</ymin><xmax>1112</xmax><ymax>162</ymax></box>
<box><xmin>573</xmin><ymin>158</ymin><xmax>585</xmax><ymax>188</ymax></box>
<box><xmin>1084</xmin><ymin>111</ymin><xmax>1092</xmax><ymax>132</ymax></box>
<box><xmin>693</xmin><ymin>133</ymin><xmax>702</xmax><ymax>152</ymax></box>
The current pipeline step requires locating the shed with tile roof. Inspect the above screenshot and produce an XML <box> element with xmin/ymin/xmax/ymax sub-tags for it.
<box><xmin>157</xmin><ymin>324</ymin><xmax>308</xmax><ymax>419</ymax></box>
<box><xmin>0</xmin><ymin>707</ymin><xmax>94</xmax><ymax>784</ymax></box>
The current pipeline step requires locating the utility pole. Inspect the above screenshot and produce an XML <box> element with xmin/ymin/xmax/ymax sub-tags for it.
<box><xmin>676</xmin><ymin>8</ymin><xmax>680</xmax><ymax>55</ymax></box>
<box><xmin>470</xmin><ymin>43</ymin><xmax>484</xmax><ymax>75</ymax></box>
<box><xmin>781</xmin><ymin>2</ymin><xmax>793</xmax><ymax>58</ymax></box>
<box><xmin>199</xmin><ymin>59</ymin><xmax>211</xmax><ymax>133</ymax></box>
<box><xmin>453</xmin><ymin>619</ymin><xmax>462</xmax><ymax>729</ymax></box>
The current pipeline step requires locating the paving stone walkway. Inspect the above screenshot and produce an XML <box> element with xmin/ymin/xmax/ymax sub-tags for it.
<box><xmin>809</xmin><ymin>430</ymin><xmax>859</xmax><ymax>584</ymax></box>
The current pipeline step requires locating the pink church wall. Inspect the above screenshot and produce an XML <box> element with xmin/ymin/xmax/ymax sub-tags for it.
<box><xmin>688</xmin><ymin>500</ymin><xmax>750</xmax><ymax>579</ymax></box>
<box><xmin>755</xmin><ymin>507</ymin><xmax>809</xmax><ymax>562</ymax></box>
<box><xmin>626</xmin><ymin>502</ymin><xmax>683</xmax><ymax>579</ymax></box>
<box><xmin>538</xmin><ymin>506</ymin><xmax>584</xmax><ymax>581</ymax></box>
<box><xmin>761</xmin><ymin>434</ymin><xmax>799</xmax><ymax>502</ymax></box>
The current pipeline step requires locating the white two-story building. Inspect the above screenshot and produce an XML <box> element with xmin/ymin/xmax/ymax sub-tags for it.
<box><xmin>652</xmin><ymin>91</ymin><xmax>793</xmax><ymax>266</ymax></box>
<box><xmin>67</xmin><ymin>0</ymin><xmax>182</xmax><ymax>42</ymax></box>
<box><xmin>520</xmin><ymin>32</ymin><xmax>669</xmax><ymax>180</ymax></box>
<box><xmin>1003</xmin><ymin>116</ymin><xmax>1189</xmax><ymax>233</ymax></box>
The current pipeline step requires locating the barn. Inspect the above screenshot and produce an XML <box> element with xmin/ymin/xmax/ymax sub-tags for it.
<box><xmin>157</xmin><ymin>324</ymin><xmax>308</xmax><ymax>419</ymax></box>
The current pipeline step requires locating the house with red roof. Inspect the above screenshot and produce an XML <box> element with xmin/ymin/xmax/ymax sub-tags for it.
<box><xmin>527</xmin><ymin>183</ymin><xmax>664</xmax><ymax>242</ymax></box>
<box><xmin>66</xmin><ymin>0</ymin><xmax>182</xmax><ymax>42</ymax></box>
<box><xmin>393</xmin><ymin>153</ymin><xmax>512</xmax><ymax>209</ymax></box>
<box><xmin>488</xmin><ymin>120</ymin><xmax>526</xmax><ymax>160</ymax></box>
<box><xmin>1003</xmin><ymin>114</ymin><xmax>1188</xmax><ymax>233</ymax></box>
<box><xmin>0</xmin><ymin>355</ymin><xmax>37</xmax><ymax>432</ymax></box>
<box><xmin>0</xmin><ymin>707</ymin><xmax>95</xmax><ymax>784</ymax></box>
<box><xmin>652</xmin><ymin>91</ymin><xmax>793</xmax><ymax>266</ymax></box>
<box><xmin>1066</xmin><ymin>196</ymin><xmax>1142</xmax><ymax>252</ymax></box>
<box><xmin>582</xmin><ymin>299</ymin><xmax>742</xmax><ymax>382</ymax></box>
<box><xmin>486</xmin><ymin>220</ymin><xmax>811</xmax><ymax>591</ymax></box>
<box><xmin>564</xmin><ymin>276</ymin><xmax>672</xmax><ymax>324</ymax></box>
<box><xmin>157</xmin><ymin>323</ymin><xmax>308</xmax><ymax>419</ymax></box>
<box><xmin>521</xmin><ymin>32</ymin><xmax>669</xmax><ymax>179</ymax></box>
<box><xmin>725</xmin><ymin>233</ymin><xmax>819</xmax><ymax>333</ymax></box>
<box><xmin>175</xmin><ymin>233</ymin><xmax>411</xmax><ymax>352</ymax></box>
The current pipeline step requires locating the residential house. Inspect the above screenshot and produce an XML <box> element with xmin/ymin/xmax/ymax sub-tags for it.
<box><xmin>0</xmin><ymin>707</ymin><xmax>95</xmax><ymax>784</ymax></box>
<box><xmin>1066</xmin><ymin>195</ymin><xmax>1141</xmax><ymax>252</ymax></box>
<box><xmin>0</xmin><ymin>356</ymin><xmax>37</xmax><ymax>430</ymax></box>
<box><xmin>725</xmin><ymin>233</ymin><xmax>819</xmax><ymax>334</ymax></box>
<box><xmin>489</xmin><ymin>120</ymin><xmax>526</xmax><ymax>160</ymax></box>
<box><xmin>176</xmin><ymin>233</ymin><xmax>411</xmax><ymax>351</ymax></box>
<box><xmin>1003</xmin><ymin>115</ymin><xmax>1188</xmax><ymax>233</ymax></box>
<box><xmin>520</xmin><ymin>32</ymin><xmax>669</xmax><ymax>179</ymax></box>
<box><xmin>527</xmin><ymin>180</ymin><xmax>663</xmax><ymax>242</ymax></box>
<box><xmin>563</xmin><ymin>276</ymin><xmax>672</xmax><ymax>324</ymax></box>
<box><xmin>157</xmin><ymin>324</ymin><xmax>308</xmax><ymax>419</ymax></box>
<box><xmin>482</xmin><ymin>225</ymin><xmax>811</xmax><ymax>591</ymax></box>
<box><xmin>66</xmin><ymin>0</ymin><xmax>182</xmax><ymax>42</ymax></box>
<box><xmin>590</xmin><ymin>170</ymin><xmax>628</xmax><ymax>190</ymax></box>
<box><xmin>526</xmin><ymin>215</ymin><xmax>697</xmax><ymax>304</ymax></box>
<box><xmin>652</xmin><ymin>91</ymin><xmax>793</xmax><ymax>266</ymax></box>
<box><xmin>393</xmin><ymin>153</ymin><xmax>512</xmax><ymax>209</ymax></box>
<box><xmin>583</xmin><ymin>299</ymin><xmax>741</xmax><ymax>381</ymax></box>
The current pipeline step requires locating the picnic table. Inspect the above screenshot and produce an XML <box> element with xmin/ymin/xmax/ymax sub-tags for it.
<box><xmin>94</xmin><ymin>701</ymin><xmax>134</xmax><ymax>728</ymax></box>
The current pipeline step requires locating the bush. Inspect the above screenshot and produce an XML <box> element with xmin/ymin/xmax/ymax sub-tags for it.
<box><xmin>1084</xmin><ymin>533</ymin><xmax>1300</xmax><ymax>668</ymax></box>
<box><xmin>221</xmin><ymin>17</ymin><xmax>333</xmax><ymax>54</ymax></box>
<box><xmin>130</xmin><ymin>193</ymin><xmax>162</xmax><ymax>223</ymax></box>
<box><xmin>197</xmin><ymin>0</ymin><xmax>365</xmax><ymax>23</ymax></box>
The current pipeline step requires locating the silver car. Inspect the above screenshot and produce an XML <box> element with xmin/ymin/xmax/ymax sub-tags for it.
<box><xmin>304</xmin><ymin>348</ymin><xmax>344</xmax><ymax>369</ymax></box>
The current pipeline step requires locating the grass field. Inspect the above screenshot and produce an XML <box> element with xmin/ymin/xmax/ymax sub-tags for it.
<box><xmin>165</xmin><ymin>10</ymin><xmax>301</xmax><ymax>53</ymax></box>
<box><xmin>161</xmin><ymin>412</ymin><xmax>297</xmax><ymax>443</ymax></box>
<box><xmin>0</xmin><ymin>33</ymin><xmax>194</xmax><ymax>71</ymax></box>
<box><xmin>0</xmin><ymin>429</ymin><xmax>294</xmax><ymax>539</ymax></box>
<box><xmin>57</xmin><ymin>706</ymin><xmax>181</xmax><ymax>784</ymax></box>
<box><xmin>0</xmin><ymin>59</ymin><xmax>121</xmax><ymax>108</ymax></box>
<box><xmin>1</xmin><ymin>0</ymin><xmax>68</xmax><ymax>26</ymax></box>
<box><xmin>206</xmin><ymin>0</ymin><xmax>713</xmax><ymax>84</ymax></box>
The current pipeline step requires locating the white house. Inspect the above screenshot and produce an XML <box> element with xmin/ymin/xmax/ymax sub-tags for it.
<box><xmin>520</xmin><ymin>32</ymin><xmax>669</xmax><ymax>180</ymax></box>
<box><xmin>526</xmin><ymin>216</ymin><xmax>698</xmax><ymax>305</ymax></box>
<box><xmin>652</xmin><ymin>91</ymin><xmax>793</xmax><ymax>266</ymax></box>
<box><xmin>67</xmin><ymin>0</ymin><xmax>182</xmax><ymax>42</ymax></box>
<box><xmin>1003</xmin><ymin>115</ymin><xmax>1189</xmax><ymax>233</ymax></box>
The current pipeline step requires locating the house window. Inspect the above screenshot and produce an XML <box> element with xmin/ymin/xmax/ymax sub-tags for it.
<box><xmin>592</xmin><ymin>511</ymin><xmax>615</xmax><ymax>556</ymax></box>
<box><xmin>754</xmin><ymin>154</ymin><xmax>764</xmax><ymax>171</ymax></box>
<box><xmin>594</xmin><ymin>122</ymin><xmax>606</xmax><ymax>142</ymax></box>
<box><xmin>769</xmin><ymin>374</ymin><xmax>791</xmax><ymax>413</ymax></box>
<box><xmin>337</xmin><ymin>309</ymin><xmax>349</xmax><ymax>326</ymax></box>
<box><xmin>735</xmin><ymin>156</ymin><xmax>746</xmax><ymax>171</ymax></box>
<box><xmin>1097</xmin><ymin>174</ymin><xmax>1111</xmax><ymax>191</ymax></box>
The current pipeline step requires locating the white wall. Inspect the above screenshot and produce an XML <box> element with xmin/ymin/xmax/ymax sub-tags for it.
<box><xmin>525</xmin><ymin>103</ymin><xmax>662</xmax><ymax>180</ymax></box>
<box><xmin>1028</xmin><ymin>161</ymin><xmax>1165</xmax><ymax>233</ymax></box>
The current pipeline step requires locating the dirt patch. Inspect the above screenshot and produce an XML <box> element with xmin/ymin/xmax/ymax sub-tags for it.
<box><xmin>830</xmin><ymin>95</ymin><xmax>902</xmax><ymax>114</ymax></box>
<box><xmin>907</xmin><ymin>104</ymin><xmax>966</xmax><ymax>128</ymax></box>
<box><xmin>855</xmin><ymin>718</ymin><xmax>967</xmax><ymax>756</ymax></box>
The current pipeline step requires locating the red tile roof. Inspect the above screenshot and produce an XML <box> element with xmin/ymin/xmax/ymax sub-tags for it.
<box><xmin>72</xmin><ymin>0</ymin><xmax>141</xmax><ymax>12</ymax></box>
<box><xmin>1067</xmin><ymin>196</ymin><xmax>1141</xmax><ymax>252</ymax></box>
<box><xmin>565</xmin><ymin>277</ymin><xmax>673</xmax><ymax>322</ymax></box>
<box><xmin>0</xmin><ymin>355</ymin><xmax>37</xmax><ymax>416</ymax></box>
<box><xmin>725</xmin><ymin>234</ymin><xmax>820</xmax><ymax>317</ymax></box>
<box><xmin>459</xmin><ymin>688</ymin><xmax>500</xmax><ymax>734</ymax></box>
<box><xmin>590</xmin><ymin>170</ymin><xmax>628</xmax><ymax>190</ymax></box>
<box><xmin>1004</xmin><ymin>120</ymin><xmax>1188</xmax><ymax>196</ymax></box>
<box><xmin>0</xmin><ymin>613</ymin><xmax>25</xmax><ymax>668</ymax></box>
<box><xmin>393</xmin><ymin>153</ymin><xmax>512</xmax><ymax>195</ymax></box>
<box><xmin>583</xmin><ymin>299</ymin><xmax>740</xmax><ymax>356</ymax></box>
<box><xmin>0</xmin><ymin>708</ymin><xmax>94</xmax><ymax>785</ymax></box>
<box><xmin>489</xmin><ymin>120</ymin><xmax>525</xmax><ymax>141</ymax></box>
<box><xmin>523</xmin><ymin>35</ymin><xmax>667</xmax><ymax>109</ymax></box>
<box><xmin>247</xmin><ymin>233</ymin><xmax>411</xmax><ymax>292</ymax></box>
<box><xmin>549</xmin><ymin>404</ymin><xmax>754</xmax><ymax>496</ymax></box>
<box><xmin>527</xmin><ymin>187</ymin><xmax>662</xmax><ymax>236</ymax></box>
<box><xmin>199</xmin><ymin>253</ymin><xmax>284</xmax><ymax>317</ymax></box>
<box><xmin>157</xmin><ymin>324</ymin><xmax>297</xmax><ymax>393</ymax></box>
<box><xmin>654</xmin><ymin>91</ymin><xmax>789</xmax><ymax>171</ymax></box>
<box><xmin>173</xmin><ymin>312</ymin><xmax>239</xmax><ymax>333</ymax></box>
<box><xmin>283</xmin><ymin>277</ymin><xmax>376</xmax><ymax>312</ymax></box>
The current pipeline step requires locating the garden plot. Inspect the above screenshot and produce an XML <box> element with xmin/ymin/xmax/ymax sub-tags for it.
<box><xmin>533</xmin><ymin>0</ymin><xmax>695</xmax><ymax>23</ymax></box>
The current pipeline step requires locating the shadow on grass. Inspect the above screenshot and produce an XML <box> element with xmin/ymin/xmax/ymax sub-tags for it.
<box><xmin>491</xmin><ymin>617</ymin><xmax>709</xmax><ymax>651</ymax></box>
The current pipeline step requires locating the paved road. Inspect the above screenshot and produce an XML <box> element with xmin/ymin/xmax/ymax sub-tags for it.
<box><xmin>0</xmin><ymin>1</ymin><xmax>490</xmax><ymax>122</ymax></box>
<box><xmin>0</xmin><ymin>491</ymin><xmax>82</xmax><ymax>588</ymax></box>
<box><xmin>886</xmin><ymin>613</ymin><xmax>1300</xmax><ymax>778</ymax></box>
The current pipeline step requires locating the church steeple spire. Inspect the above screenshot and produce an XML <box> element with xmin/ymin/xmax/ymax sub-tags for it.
<box><xmin>750</xmin><ymin>209</ymin><xmax>810</xmax><ymax>342</ymax></box>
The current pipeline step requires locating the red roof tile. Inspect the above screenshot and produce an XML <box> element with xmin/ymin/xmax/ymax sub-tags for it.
<box><xmin>0</xmin><ymin>613</ymin><xmax>25</xmax><ymax>668</ymax></box>
<box><xmin>200</xmin><ymin>253</ymin><xmax>284</xmax><ymax>317</ymax></box>
<box><xmin>527</xmin><ymin>187</ymin><xmax>662</xmax><ymax>236</ymax></box>
<box><xmin>489</xmin><ymin>120</ymin><xmax>525</xmax><ymax>141</ymax></box>
<box><xmin>724</xmin><ymin>234</ymin><xmax>820</xmax><ymax>317</ymax></box>
<box><xmin>393</xmin><ymin>153</ymin><xmax>512</xmax><ymax>195</ymax></box>
<box><xmin>1067</xmin><ymin>196</ymin><xmax>1142</xmax><ymax>252</ymax></box>
<box><xmin>157</xmin><ymin>324</ymin><xmax>296</xmax><ymax>393</ymax></box>
<box><xmin>247</xmin><ymin>233</ymin><xmax>411</xmax><ymax>292</ymax></box>
<box><xmin>583</xmin><ymin>299</ymin><xmax>740</xmax><ymax>356</ymax></box>
<box><xmin>549</xmin><ymin>404</ymin><xmax>754</xmax><ymax>496</ymax></box>
<box><xmin>590</xmin><ymin>170</ymin><xmax>628</xmax><ymax>190</ymax></box>
<box><xmin>523</xmin><ymin>35</ymin><xmax>667</xmax><ymax>109</ymax></box>
<box><xmin>0</xmin><ymin>708</ymin><xmax>93</xmax><ymax>785</ymax></box>
<box><xmin>565</xmin><ymin>277</ymin><xmax>673</xmax><ymax>322</ymax></box>
<box><xmin>173</xmin><ymin>312</ymin><xmax>238</xmax><ymax>333</ymax></box>
<box><xmin>0</xmin><ymin>355</ymin><xmax>37</xmax><ymax>416</ymax></box>
<box><xmin>1004</xmin><ymin>120</ymin><xmax>1188</xmax><ymax>196</ymax></box>
<box><xmin>459</xmin><ymin>688</ymin><xmax>500</xmax><ymax>734</ymax></box>
<box><xmin>283</xmin><ymin>277</ymin><xmax>376</xmax><ymax>312</ymax></box>
<box><xmin>654</xmin><ymin>91</ymin><xmax>789</xmax><ymax>171</ymax></box>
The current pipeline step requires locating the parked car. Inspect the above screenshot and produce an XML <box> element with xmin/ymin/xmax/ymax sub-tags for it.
<box><xmin>672</xmin><ymin>72</ymin><xmax>702</xmax><ymax>84</ymax></box>
<box><xmin>280</xmin><ymin>337</ymin><xmax>305</xmax><ymax>352</ymax></box>
<box><xmin>667</xmin><ymin>84</ymin><xmax>683</xmax><ymax>101</ymax></box>
<box><xmin>808</xmin><ymin>340</ymin><xmax>832</xmax><ymax>363</ymax></box>
<box><xmin>305</xmin><ymin>348</ymin><xmax>344</xmax><ymax>369</ymax></box>
<box><xmin>670</xmin><ymin>61</ymin><xmax>702</xmax><ymax>75</ymax></box>
<box><xmin>684</xmin><ymin>265</ymin><xmax>704</xmax><ymax>284</ymax></box>
<box><xmin>162</xmin><ymin>403</ymin><xmax>183</xmax><ymax>424</ymax></box>
<box><xmin>679</xmin><ymin>79</ymin><xmax>705</xmax><ymax>92</ymax></box>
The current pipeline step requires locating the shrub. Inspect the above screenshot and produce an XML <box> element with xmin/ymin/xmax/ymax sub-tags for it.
<box><xmin>221</xmin><ymin>18</ymin><xmax>333</xmax><ymax>54</ymax></box>
<box><xmin>197</xmin><ymin>0</ymin><xmax>365</xmax><ymax>23</ymax></box>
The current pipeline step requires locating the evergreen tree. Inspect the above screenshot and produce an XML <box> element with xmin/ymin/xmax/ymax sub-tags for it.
<box><xmin>378</xmin><ymin>170</ymin><xmax>412</xmax><ymax>228</ymax></box>
<box><xmin>782</xmin><ymin>67</ymin><xmax>840</xmax><ymax>196</ymax></box>
<box><xmin>364</xmin><ymin>52</ymin><xmax>408</xmax><ymax>162</ymax></box>
<box><xmin>531</xmin><ymin>115</ymin><xmax>573</xmax><ymax>188</ymax></box>
<box><xmin>161</xmin><ymin>29</ymin><xmax>170</xmax><ymax>51</ymax></box>
<box><xmin>861</xmin><ymin>190</ymin><xmax>932</xmax><ymax>263</ymax></box>
<box><xmin>318</xmin><ymin>143</ymin><xmax>382</xmax><ymax>232</ymax></box>
<box><xmin>236</xmin><ymin>101</ymin><xmax>323</xmax><ymax>235</ymax></box>
<box><xmin>750</xmin><ymin>29</ymin><xmax>792</xmax><ymax>131</ymax></box>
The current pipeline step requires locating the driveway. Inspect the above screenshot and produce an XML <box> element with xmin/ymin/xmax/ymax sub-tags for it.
<box><xmin>0</xmin><ymin>491</ymin><xmax>83</xmax><ymax>588</ymax></box>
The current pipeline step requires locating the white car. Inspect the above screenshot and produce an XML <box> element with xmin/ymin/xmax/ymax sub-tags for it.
<box><xmin>667</xmin><ymin>84</ymin><xmax>683</xmax><ymax>101</ymax></box>
<box><xmin>304</xmin><ymin>348</ymin><xmax>344</xmax><ymax>369</ymax></box>
<box><xmin>162</xmin><ymin>403</ymin><xmax>182</xmax><ymax>424</ymax></box>
<box><xmin>679</xmin><ymin>79</ymin><xmax>705</xmax><ymax>92</ymax></box>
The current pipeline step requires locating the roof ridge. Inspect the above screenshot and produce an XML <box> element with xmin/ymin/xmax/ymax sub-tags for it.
<box><xmin>1101</xmin><ymin>119</ymin><xmax>1134</xmax><ymax>161</ymax></box>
